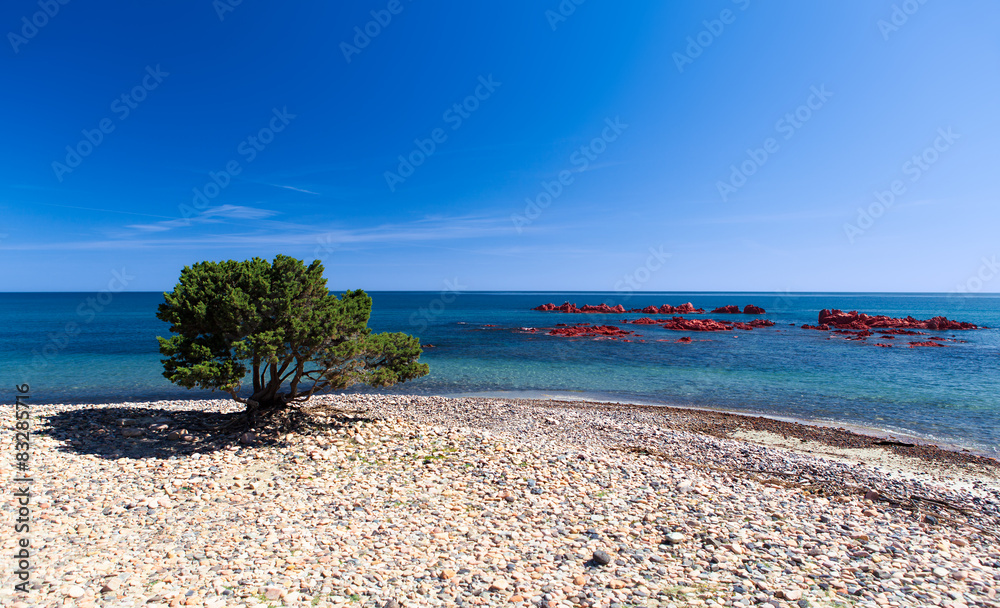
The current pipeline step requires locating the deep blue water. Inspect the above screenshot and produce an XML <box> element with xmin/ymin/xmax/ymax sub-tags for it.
<box><xmin>1</xmin><ymin>292</ymin><xmax>997</xmax><ymax>456</ymax></box>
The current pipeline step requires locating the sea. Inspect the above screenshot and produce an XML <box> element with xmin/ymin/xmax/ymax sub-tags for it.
<box><xmin>1</xmin><ymin>291</ymin><xmax>997</xmax><ymax>457</ymax></box>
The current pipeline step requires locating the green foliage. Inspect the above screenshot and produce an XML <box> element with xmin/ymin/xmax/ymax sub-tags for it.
<box><xmin>156</xmin><ymin>255</ymin><xmax>428</xmax><ymax>411</ymax></box>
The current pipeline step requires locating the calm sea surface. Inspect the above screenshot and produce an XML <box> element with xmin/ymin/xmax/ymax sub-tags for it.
<box><xmin>1</xmin><ymin>292</ymin><xmax>997</xmax><ymax>456</ymax></box>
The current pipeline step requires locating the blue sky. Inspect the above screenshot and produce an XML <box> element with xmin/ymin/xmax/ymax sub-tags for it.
<box><xmin>2</xmin><ymin>0</ymin><xmax>998</xmax><ymax>293</ymax></box>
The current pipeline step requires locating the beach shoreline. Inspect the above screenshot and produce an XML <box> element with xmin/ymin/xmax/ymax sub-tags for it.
<box><xmin>2</xmin><ymin>394</ymin><xmax>998</xmax><ymax>608</ymax></box>
<box><xmin>407</xmin><ymin>389</ymin><xmax>1000</xmax><ymax>463</ymax></box>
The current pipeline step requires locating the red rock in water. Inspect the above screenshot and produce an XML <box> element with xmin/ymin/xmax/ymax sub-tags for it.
<box><xmin>629</xmin><ymin>303</ymin><xmax>707</xmax><ymax>314</ymax></box>
<box><xmin>801</xmin><ymin>324</ymin><xmax>830</xmax><ymax>330</ymax></box>
<box><xmin>875</xmin><ymin>343</ymin><xmax>892</xmax><ymax>348</ymax></box>
<box><xmin>546</xmin><ymin>324</ymin><xmax>636</xmax><ymax>339</ymax></box>
<box><xmin>925</xmin><ymin>316</ymin><xmax>976</xmax><ymax>330</ymax></box>
<box><xmin>711</xmin><ymin>305</ymin><xmax>742</xmax><ymax>314</ymax></box>
<box><xmin>627</xmin><ymin>317</ymin><xmax>659</xmax><ymax>325</ymax></box>
<box><xmin>908</xmin><ymin>341</ymin><xmax>948</xmax><ymax>348</ymax></box>
<box><xmin>579</xmin><ymin>303</ymin><xmax>626</xmax><ymax>313</ymax></box>
<box><xmin>878</xmin><ymin>329</ymin><xmax>926</xmax><ymax>335</ymax></box>
<box><xmin>535</xmin><ymin>302</ymin><xmax>706</xmax><ymax>314</ymax></box>
<box><xmin>818</xmin><ymin>309</ymin><xmax>977</xmax><ymax>330</ymax></box>
<box><xmin>661</xmin><ymin>317</ymin><xmax>732</xmax><ymax>332</ymax></box>
<box><xmin>743</xmin><ymin>305</ymin><xmax>766</xmax><ymax>314</ymax></box>
<box><xmin>749</xmin><ymin>319</ymin><xmax>775</xmax><ymax>327</ymax></box>
<box><xmin>674</xmin><ymin>302</ymin><xmax>703</xmax><ymax>314</ymax></box>
<box><xmin>677</xmin><ymin>336</ymin><xmax>692</xmax><ymax>343</ymax></box>
<box><xmin>817</xmin><ymin>309</ymin><xmax>856</xmax><ymax>325</ymax></box>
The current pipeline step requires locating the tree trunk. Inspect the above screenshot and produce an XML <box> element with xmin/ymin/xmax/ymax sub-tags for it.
<box><xmin>246</xmin><ymin>399</ymin><xmax>259</xmax><ymax>429</ymax></box>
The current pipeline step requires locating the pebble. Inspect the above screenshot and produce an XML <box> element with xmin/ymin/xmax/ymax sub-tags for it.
<box><xmin>66</xmin><ymin>586</ymin><xmax>85</xmax><ymax>598</ymax></box>
<box><xmin>0</xmin><ymin>394</ymin><xmax>996</xmax><ymax>608</ymax></box>
<box><xmin>666</xmin><ymin>532</ymin><xmax>685</xmax><ymax>544</ymax></box>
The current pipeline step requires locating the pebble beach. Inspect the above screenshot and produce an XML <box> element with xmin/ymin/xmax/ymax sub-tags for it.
<box><xmin>2</xmin><ymin>394</ymin><xmax>998</xmax><ymax>608</ymax></box>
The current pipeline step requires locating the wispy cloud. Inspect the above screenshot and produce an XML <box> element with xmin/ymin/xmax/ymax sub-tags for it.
<box><xmin>21</xmin><ymin>201</ymin><xmax>179</xmax><ymax>220</ymax></box>
<box><xmin>125</xmin><ymin>205</ymin><xmax>279</xmax><ymax>233</ymax></box>
<box><xmin>2</xmin><ymin>214</ymin><xmax>512</xmax><ymax>252</ymax></box>
<box><xmin>268</xmin><ymin>184</ymin><xmax>322</xmax><ymax>195</ymax></box>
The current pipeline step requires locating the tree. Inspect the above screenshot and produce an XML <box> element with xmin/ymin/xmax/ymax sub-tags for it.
<box><xmin>156</xmin><ymin>255</ymin><xmax>428</xmax><ymax>425</ymax></box>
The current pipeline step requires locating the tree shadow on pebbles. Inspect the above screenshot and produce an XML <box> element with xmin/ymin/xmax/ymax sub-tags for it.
<box><xmin>38</xmin><ymin>406</ymin><xmax>255</xmax><ymax>460</ymax></box>
<box><xmin>39</xmin><ymin>405</ymin><xmax>377</xmax><ymax>460</ymax></box>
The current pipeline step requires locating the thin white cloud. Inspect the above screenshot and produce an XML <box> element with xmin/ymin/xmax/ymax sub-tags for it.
<box><xmin>1</xmin><ymin>215</ymin><xmax>511</xmax><ymax>252</ymax></box>
<box><xmin>125</xmin><ymin>205</ymin><xmax>278</xmax><ymax>233</ymax></box>
<box><xmin>204</xmin><ymin>205</ymin><xmax>278</xmax><ymax>220</ymax></box>
<box><xmin>268</xmin><ymin>184</ymin><xmax>321</xmax><ymax>195</ymax></box>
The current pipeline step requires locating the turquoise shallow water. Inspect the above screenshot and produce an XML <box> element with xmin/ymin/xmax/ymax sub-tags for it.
<box><xmin>1</xmin><ymin>292</ymin><xmax>997</xmax><ymax>456</ymax></box>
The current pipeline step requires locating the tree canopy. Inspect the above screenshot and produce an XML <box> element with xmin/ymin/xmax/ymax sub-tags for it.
<box><xmin>156</xmin><ymin>255</ymin><xmax>428</xmax><ymax>422</ymax></box>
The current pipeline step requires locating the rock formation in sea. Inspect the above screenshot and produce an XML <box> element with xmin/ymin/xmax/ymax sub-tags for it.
<box><xmin>621</xmin><ymin>317</ymin><xmax>777</xmax><ymax>332</ymax></box>
<box><xmin>710</xmin><ymin>305</ymin><xmax>741</xmax><ymax>314</ymax></box>
<box><xmin>817</xmin><ymin>309</ymin><xmax>977</xmax><ymax>330</ymax></box>
<box><xmin>545</xmin><ymin>324</ymin><xmax>636</xmax><ymax>339</ymax></box>
<box><xmin>709</xmin><ymin>304</ymin><xmax>766</xmax><ymax>314</ymax></box>
<box><xmin>660</xmin><ymin>317</ymin><xmax>733</xmax><ymax>332</ymax></box>
<box><xmin>908</xmin><ymin>341</ymin><xmax>948</xmax><ymax>348</ymax></box>
<box><xmin>533</xmin><ymin>302</ymin><xmax>628</xmax><ymax>313</ymax></box>
<box><xmin>532</xmin><ymin>302</ymin><xmax>705</xmax><ymax>314</ymax></box>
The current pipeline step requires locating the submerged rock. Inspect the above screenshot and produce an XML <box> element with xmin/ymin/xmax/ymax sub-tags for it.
<box><xmin>546</xmin><ymin>324</ymin><xmax>636</xmax><ymax>339</ymax></box>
